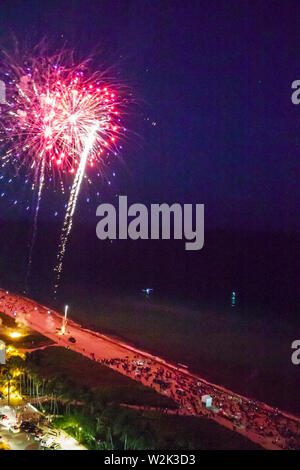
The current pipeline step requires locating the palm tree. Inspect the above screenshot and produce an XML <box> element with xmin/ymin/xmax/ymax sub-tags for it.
<box><xmin>0</xmin><ymin>369</ymin><xmax>13</xmax><ymax>405</ymax></box>
<box><xmin>5</xmin><ymin>355</ymin><xmax>25</xmax><ymax>397</ymax></box>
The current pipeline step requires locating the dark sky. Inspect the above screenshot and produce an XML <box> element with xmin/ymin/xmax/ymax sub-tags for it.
<box><xmin>0</xmin><ymin>0</ymin><xmax>298</xmax><ymax>231</ymax></box>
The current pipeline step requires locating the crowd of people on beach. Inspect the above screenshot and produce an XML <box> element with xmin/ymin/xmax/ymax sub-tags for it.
<box><xmin>99</xmin><ymin>355</ymin><xmax>300</xmax><ymax>450</ymax></box>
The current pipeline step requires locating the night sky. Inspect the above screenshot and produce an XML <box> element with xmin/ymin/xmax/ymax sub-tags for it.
<box><xmin>0</xmin><ymin>0</ymin><xmax>298</xmax><ymax>231</ymax></box>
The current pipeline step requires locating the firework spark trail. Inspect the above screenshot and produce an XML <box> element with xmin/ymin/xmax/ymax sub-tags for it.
<box><xmin>25</xmin><ymin>157</ymin><xmax>45</xmax><ymax>291</ymax></box>
<box><xmin>54</xmin><ymin>123</ymin><xmax>98</xmax><ymax>295</ymax></box>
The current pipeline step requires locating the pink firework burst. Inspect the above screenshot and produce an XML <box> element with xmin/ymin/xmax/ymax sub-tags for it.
<box><xmin>0</xmin><ymin>53</ymin><xmax>125</xmax><ymax>184</ymax></box>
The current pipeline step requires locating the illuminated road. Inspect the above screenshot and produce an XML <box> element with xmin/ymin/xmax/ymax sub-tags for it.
<box><xmin>0</xmin><ymin>289</ymin><xmax>299</xmax><ymax>450</ymax></box>
<box><xmin>0</xmin><ymin>425</ymin><xmax>39</xmax><ymax>450</ymax></box>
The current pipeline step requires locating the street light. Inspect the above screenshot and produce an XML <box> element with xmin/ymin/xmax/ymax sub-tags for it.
<box><xmin>61</xmin><ymin>305</ymin><xmax>69</xmax><ymax>335</ymax></box>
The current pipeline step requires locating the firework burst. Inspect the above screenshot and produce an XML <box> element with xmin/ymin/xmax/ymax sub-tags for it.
<box><xmin>0</xmin><ymin>48</ymin><xmax>128</xmax><ymax>294</ymax></box>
